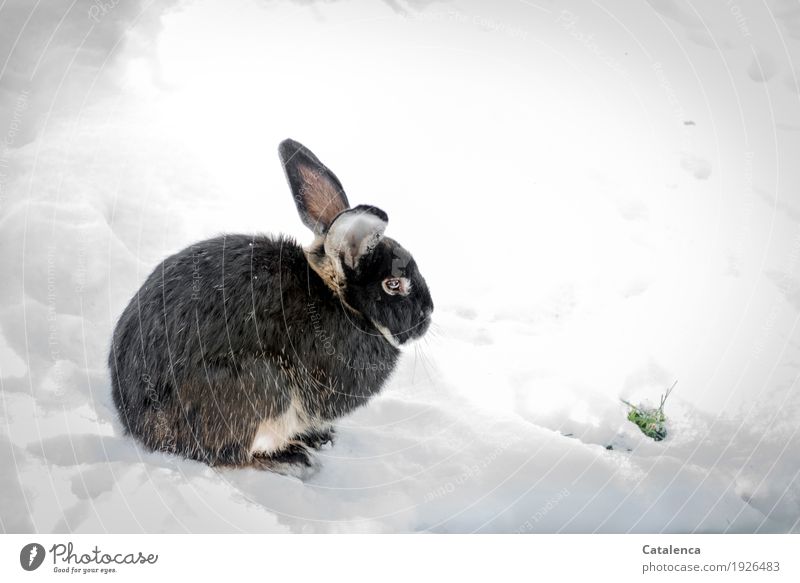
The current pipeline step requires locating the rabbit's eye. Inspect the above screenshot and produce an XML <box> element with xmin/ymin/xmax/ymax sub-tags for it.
<box><xmin>382</xmin><ymin>277</ymin><xmax>408</xmax><ymax>295</ymax></box>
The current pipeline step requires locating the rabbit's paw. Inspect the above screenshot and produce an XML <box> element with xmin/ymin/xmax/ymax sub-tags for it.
<box><xmin>297</xmin><ymin>427</ymin><xmax>336</xmax><ymax>450</ymax></box>
<box><xmin>252</xmin><ymin>443</ymin><xmax>320</xmax><ymax>479</ymax></box>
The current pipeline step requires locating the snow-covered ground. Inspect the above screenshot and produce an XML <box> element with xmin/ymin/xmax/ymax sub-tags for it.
<box><xmin>1</xmin><ymin>0</ymin><xmax>800</xmax><ymax>533</ymax></box>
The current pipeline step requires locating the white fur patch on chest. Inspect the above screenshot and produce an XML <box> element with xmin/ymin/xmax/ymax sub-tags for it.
<box><xmin>250</xmin><ymin>401</ymin><xmax>308</xmax><ymax>455</ymax></box>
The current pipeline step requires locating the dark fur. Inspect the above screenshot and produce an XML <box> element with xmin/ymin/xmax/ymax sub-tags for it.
<box><xmin>109</xmin><ymin>139</ymin><xmax>433</xmax><ymax>470</ymax></box>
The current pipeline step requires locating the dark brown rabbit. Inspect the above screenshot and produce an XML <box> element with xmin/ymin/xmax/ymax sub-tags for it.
<box><xmin>109</xmin><ymin>139</ymin><xmax>433</xmax><ymax>473</ymax></box>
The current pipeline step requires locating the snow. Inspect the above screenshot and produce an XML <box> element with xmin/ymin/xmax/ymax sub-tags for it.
<box><xmin>1</xmin><ymin>0</ymin><xmax>800</xmax><ymax>533</ymax></box>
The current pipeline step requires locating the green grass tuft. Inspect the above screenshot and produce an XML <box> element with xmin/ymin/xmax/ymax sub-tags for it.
<box><xmin>622</xmin><ymin>380</ymin><xmax>677</xmax><ymax>442</ymax></box>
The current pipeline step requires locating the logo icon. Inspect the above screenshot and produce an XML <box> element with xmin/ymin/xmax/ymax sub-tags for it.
<box><xmin>20</xmin><ymin>543</ymin><xmax>45</xmax><ymax>571</ymax></box>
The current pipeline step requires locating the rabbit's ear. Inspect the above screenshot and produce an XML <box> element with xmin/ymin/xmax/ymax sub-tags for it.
<box><xmin>279</xmin><ymin>139</ymin><xmax>350</xmax><ymax>234</ymax></box>
<box><xmin>325</xmin><ymin>205</ymin><xmax>388</xmax><ymax>270</ymax></box>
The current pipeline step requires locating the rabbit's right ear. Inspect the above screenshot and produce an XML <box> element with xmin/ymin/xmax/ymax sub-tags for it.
<box><xmin>279</xmin><ymin>139</ymin><xmax>350</xmax><ymax>235</ymax></box>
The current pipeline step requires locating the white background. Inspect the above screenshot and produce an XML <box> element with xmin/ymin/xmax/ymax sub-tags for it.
<box><xmin>1</xmin><ymin>534</ymin><xmax>798</xmax><ymax>581</ymax></box>
<box><xmin>1</xmin><ymin>0</ymin><xmax>799</xmax><ymax>533</ymax></box>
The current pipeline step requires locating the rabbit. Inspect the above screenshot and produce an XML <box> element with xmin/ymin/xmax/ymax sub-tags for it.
<box><xmin>108</xmin><ymin>139</ymin><xmax>433</xmax><ymax>474</ymax></box>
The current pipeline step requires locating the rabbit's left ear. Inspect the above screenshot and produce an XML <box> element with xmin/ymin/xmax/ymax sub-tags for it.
<box><xmin>325</xmin><ymin>205</ymin><xmax>388</xmax><ymax>270</ymax></box>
